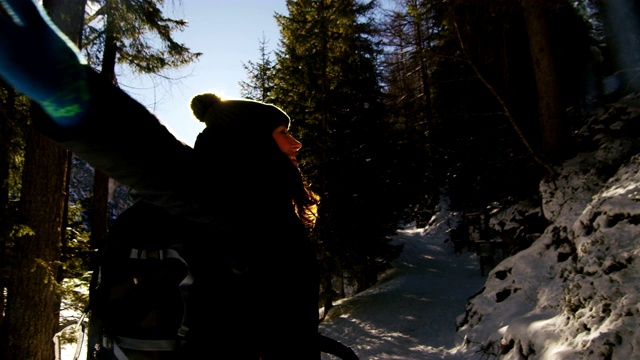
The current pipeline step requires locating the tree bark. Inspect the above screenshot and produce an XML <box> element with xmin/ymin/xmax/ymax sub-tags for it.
<box><xmin>90</xmin><ymin>0</ymin><xmax>120</xmax><ymax>252</ymax></box>
<box><xmin>0</xmin><ymin>85</ymin><xmax>18</xmax><ymax>358</ymax></box>
<box><xmin>4</xmin><ymin>124</ymin><xmax>68</xmax><ymax>360</ymax></box>
<box><xmin>521</xmin><ymin>0</ymin><xmax>571</xmax><ymax>163</ymax></box>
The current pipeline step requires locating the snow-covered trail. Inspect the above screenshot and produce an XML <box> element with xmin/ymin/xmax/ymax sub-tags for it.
<box><xmin>319</xmin><ymin>226</ymin><xmax>487</xmax><ymax>360</ymax></box>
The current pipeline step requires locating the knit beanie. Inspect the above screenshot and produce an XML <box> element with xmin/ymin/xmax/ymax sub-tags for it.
<box><xmin>190</xmin><ymin>93</ymin><xmax>290</xmax><ymax>135</ymax></box>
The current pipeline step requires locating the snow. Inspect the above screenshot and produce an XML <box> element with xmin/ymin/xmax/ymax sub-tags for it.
<box><xmin>318</xmin><ymin>202</ymin><xmax>486</xmax><ymax>359</ymax></box>
<box><xmin>64</xmin><ymin>94</ymin><xmax>640</xmax><ymax>359</ymax></box>
<box><xmin>319</xmin><ymin>94</ymin><xmax>640</xmax><ymax>359</ymax></box>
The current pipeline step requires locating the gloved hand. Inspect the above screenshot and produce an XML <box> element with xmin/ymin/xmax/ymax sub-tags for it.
<box><xmin>0</xmin><ymin>0</ymin><xmax>89</xmax><ymax>127</ymax></box>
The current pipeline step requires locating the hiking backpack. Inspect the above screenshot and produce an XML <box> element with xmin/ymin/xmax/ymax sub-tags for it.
<box><xmin>87</xmin><ymin>199</ymin><xmax>358</xmax><ymax>359</ymax></box>
<box><xmin>88</xmin><ymin>199</ymin><xmax>193</xmax><ymax>358</ymax></box>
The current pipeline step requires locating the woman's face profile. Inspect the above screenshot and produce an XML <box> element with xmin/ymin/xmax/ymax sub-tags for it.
<box><xmin>272</xmin><ymin>125</ymin><xmax>302</xmax><ymax>167</ymax></box>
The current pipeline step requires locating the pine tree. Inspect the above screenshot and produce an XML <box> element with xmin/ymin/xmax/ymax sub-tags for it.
<box><xmin>240</xmin><ymin>34</ymin><xmax>278</xmax><ymax>102</ymax></box>
<box><xmin>379</xmin><ymin>0</ymin><xmax>449</xmax><ymax>222</ymax></box>
<box><xmin>274</xmin><ymin>0</ymin><xmax>403</xmax><ymax>304</ymax></box>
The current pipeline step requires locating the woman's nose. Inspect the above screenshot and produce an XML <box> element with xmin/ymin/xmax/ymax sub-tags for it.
<box><xmin>290</xmin><ymin>136</ymin><xmax>302</xmax><ymax>151</ymax></box>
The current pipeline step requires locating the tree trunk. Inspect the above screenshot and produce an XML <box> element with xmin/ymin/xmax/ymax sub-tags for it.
<box><xmin>0</xmin><ymin>86</ymin><xmax>18</xmax><ymax>358</ymax></box>
<box><xmin>86</xmin><ymin>6</ymin><xmax>120</xmax><ymax>357</ymax></box>
<box><xmin>90</xmin><ymin>0</ymin><xmax>120</xmax><ymax>251</ymax></box>
<box><xmin>90</xmin><ymin>171</ymin><xmax>109</xmax><ymax>250</ymax></box>
<box><xmin>520</xmin><ymin>0</ymin><xmax>571</xmax><ymax>163</ymax></box>
<box><xmin>411</xmin><ymin>0</ymin><xmax>439</xmax><ymax>205</ymax></box>
<box><xmin>4</xmin><ymin>124</ymin><xmax>68</xmax><ymax>360</ymax></box>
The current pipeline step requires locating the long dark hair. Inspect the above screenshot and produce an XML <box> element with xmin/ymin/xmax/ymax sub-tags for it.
<box><xmin>194</xmin><ymin>127</ymin><xmax>319</xmax><ymax>227</ymax></box>
<box><xmin>256</xmin><ymin>133</ymin><xmax>320</xmax><ymax>228</ymax></box>
<box><xmin>288</xmin><ymin>157</ymin><xmax>320</xmax><ymax>228</ymax></box>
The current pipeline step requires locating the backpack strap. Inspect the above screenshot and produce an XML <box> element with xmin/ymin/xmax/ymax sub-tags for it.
<box><xmin>126</xmin><ymin>244</ymin><xmax>194</xmax><ymax>339</ymax></box>
<box><xmin>112</xmin><ymin>336</ymin><xmax>186</xmax><ymax>352</ymax></box>
<box><xmin>166</xmin><ymin>246</ymin><xmax>193</xmax><ymax>337</ymax></box>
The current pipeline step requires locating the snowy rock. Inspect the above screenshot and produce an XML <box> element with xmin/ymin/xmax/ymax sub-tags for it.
<box><xmin>455</xmin><ymin>94</ymin><xmax>640</xmax><ymax>359</ymax></box>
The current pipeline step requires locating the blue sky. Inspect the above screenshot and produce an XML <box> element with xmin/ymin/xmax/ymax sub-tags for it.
<box><xmin>121</xmin><ymin>1</ymin><xmax>287</xmax><ymax>146</ymax></box>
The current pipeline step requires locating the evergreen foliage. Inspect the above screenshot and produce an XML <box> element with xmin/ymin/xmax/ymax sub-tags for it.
<box><xmin>240</xmin><ymin>34</ymin><xmax>278</xmax><ymax>102</ymax></box>
<box><xmin>273</xmin><ymin>0</ymin><xmax>406</xmax><ymax>298</ymax></box>
<box><xmin>82</xmin><ymin>0</ymin><xmax>201</xmax><ymax>76</ymax></box>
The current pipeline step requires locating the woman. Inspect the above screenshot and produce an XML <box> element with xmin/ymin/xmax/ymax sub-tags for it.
<box><xmin>186</xmin><ymin>93</ymin><xmax>321</xmax><ymax>359</ymax></box>
<box><xmin>0</xmin><ymin>0</ymin><xmax>321</xmax><ymax>358</ymax></box>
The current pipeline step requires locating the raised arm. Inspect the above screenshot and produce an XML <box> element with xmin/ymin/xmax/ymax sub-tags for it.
<box><xmin>0</xmin><ymin>0</ymin><xmax>88</xmax><ymax>127</ymax></box>
<box><xmin>0</xmin><ymin>0</ymin><xmax>206</xmax><ymax>220</ymax></box>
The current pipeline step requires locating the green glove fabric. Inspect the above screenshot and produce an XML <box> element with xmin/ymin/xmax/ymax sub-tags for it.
<box><xmin>0</xmin><ymin>0</ymin><xmax>89</xmax><ymax>127</ymax></box>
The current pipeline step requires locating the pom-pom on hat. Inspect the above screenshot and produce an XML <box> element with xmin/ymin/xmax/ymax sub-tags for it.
<box><xmin>190</xmin><ymin>93</ymin><xmax>290</xmax><ymax>135</ymax></box>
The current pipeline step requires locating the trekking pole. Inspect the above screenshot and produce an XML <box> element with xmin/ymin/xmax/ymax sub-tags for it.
<box><xmin>53</xmin><ymin>311</ymin><xmax>88</xmax><ymax>360</ymax></box>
